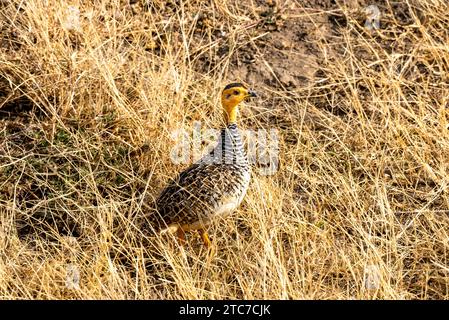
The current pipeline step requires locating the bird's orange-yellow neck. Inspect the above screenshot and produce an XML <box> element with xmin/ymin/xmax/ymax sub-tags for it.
<box><xmin>222</xmin><ymin>97</ymin><xmax>240</xmax><ymax>124</ymax></box>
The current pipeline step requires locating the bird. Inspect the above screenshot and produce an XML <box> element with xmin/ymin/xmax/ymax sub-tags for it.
<box><xmin>152</xmin><ymin>83</ymin><xmax>257</xmax><ymax>248</ymax></box>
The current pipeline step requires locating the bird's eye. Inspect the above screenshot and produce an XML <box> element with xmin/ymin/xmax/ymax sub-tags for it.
<box><xmin>233</xmin><ymin>90</ymin><xmax>239</xmax><ymax>95</ymax></box>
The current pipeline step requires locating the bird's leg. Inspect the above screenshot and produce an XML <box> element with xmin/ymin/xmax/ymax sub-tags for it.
<box><xmin>198</xmin><ymin>229</ymin><xmax>212</xmax><ymax>248</ymax></box>
<box><xmin>177</xmin><ymin>227</ymin><xmax>186</xmax><ymax>246</ymax></box>
<box><xmin>199</xmin><ymin>229</ymin><xmax>216</xmax><ymax>260</ymax></box>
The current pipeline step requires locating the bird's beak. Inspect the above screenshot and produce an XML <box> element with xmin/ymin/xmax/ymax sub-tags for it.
<box><xmin>247</xmin><ymin>89</ymin><xmax>257</xmax><ymax>98</ymax></box>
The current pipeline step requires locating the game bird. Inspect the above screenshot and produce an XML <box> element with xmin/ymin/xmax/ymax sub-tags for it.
<box><xmin>153</xmin><ymin>83</ymin><xmax>257</xmax><ymax>248</ymax></box>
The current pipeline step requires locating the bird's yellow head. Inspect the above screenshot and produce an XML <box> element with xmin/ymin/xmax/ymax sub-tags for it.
<box><xmin>221</xmin><ymin>83</ymin><xmax>257</xmax><ymax>124</ymax></box>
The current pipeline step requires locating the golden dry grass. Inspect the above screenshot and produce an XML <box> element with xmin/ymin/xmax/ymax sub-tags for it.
<box><xmin>0</xmin><ymin>0</ymin><xmax>448</xmax><ymax>299</ymax></box>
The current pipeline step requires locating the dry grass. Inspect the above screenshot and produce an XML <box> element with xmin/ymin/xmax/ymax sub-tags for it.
<box><xmin>0</xmin><ymin>0</ymin><xmax>448</xmax><ymax>299</ymax></box>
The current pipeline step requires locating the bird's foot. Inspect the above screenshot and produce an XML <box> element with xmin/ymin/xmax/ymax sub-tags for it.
<box><xmin>198</xmin><ymin>229</ymin><xmax>216</xmax><ymax>258</ymax></box>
